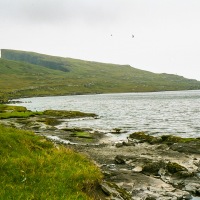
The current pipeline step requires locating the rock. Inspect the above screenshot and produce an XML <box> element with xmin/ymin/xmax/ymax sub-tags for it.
<box><xmin>129</xmin><ymin>132</ymin><xmax>162</xmax><ymax>144</ymax></box>
<box><xmin>100</xmin><ymin>181</ymin><xmax>132</xmax><ymax>200</ymax></box>
<box><xmin>194</xmin><ymin>161</ymin><xmax>200</xmax><ymax>168</ymax></box>
<box><xmin>185</xmin><ymin>184</ymin><xmax>197</xmax><ymax>194</ymax></box>
<box><xmin>184</xmin><ymin>183</ymin><xmax>200</xmax><ymax>195</ymax></box>
<box><xmin>173</xmin><ymin>171</ymin><xmax>194</xmax><ymax>178</ymax></box>
<box><xmin>115</xmin><ymin>142</ymin><xmax>124</xmax><ymax>148</ymax></box>
<box><xmin>122</xmin><ymin>141</ymin><xmax>134</xmax><ymax>146</ymax></box>
<box><xmin>158</xmin><ymin>168</ymin><xmax>166</xmax><ymax>176</ymax></box>
<box><xmin>143</xmin><ymin>160</ymin><xmax>166</xmax><ymax>175</ymax></box>
<box><xmin>170</xmin><ymin>142</ymin><xmax>200</xmax><ymax>154</ymax></box>
<box><xmin>156</xmin><ymin>144</ymin><xmax>169</xmax><ymax>150</ymax></box>
<box><xmin>182</xmin><ymin>193</ymin><xmax>193</xmax><ymax>200</ymax></box>
<box><xmin>132</xmin><ymin>166</ymin><xmax>143</xmax><ymax>173</ymax></box>
<box><xmin>115</xmin><ymin>155</ymin><xmax>126</xmax><ymax>164</ymax></box>
<box><xmin>111</xmin><ymin>128</ymin><xmax>122</xmax><ymax>134</ymax></box>
<box><xmin>144</xmin><ymin>195</ymin><xmax>157</xmax><ymax>200</ymax></box>
<box><xmin>166</xmin><ymin>162</ymin><xmax>188</xmax><ymax>174</ymax></box>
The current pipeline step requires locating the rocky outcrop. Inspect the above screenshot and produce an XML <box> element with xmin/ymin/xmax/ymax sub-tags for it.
<box><xmin>71</xmin><ymin>132</ymin><xmax>200</xmax><ymax>199</ymax></box>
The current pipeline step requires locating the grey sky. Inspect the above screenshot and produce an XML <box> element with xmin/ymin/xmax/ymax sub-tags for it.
<box><xmin>1</xmin><ymin>0</ymin><xmax>200</xmax><ymax>80</ymax></box>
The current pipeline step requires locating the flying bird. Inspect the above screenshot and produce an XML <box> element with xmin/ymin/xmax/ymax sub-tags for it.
<box><xmin>132</xmin><ymin>35</ymin><xmax>134</xmax><ymax>38</ymax></box>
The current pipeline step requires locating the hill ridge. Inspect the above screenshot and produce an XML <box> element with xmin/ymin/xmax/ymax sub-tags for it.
<box><xmin>0</xmin><ymin>49</ymin><xmax>200</xmax><ymax>102</ymax></box>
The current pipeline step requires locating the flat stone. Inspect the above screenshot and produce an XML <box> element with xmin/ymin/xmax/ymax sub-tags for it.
<box><xmin>132</xmin><ymin>166</ymin><xmax>143</xmax><ymax>172</ymax></box>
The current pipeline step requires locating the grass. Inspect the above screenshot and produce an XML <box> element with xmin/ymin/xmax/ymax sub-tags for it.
<box><xmin>70</xmin><ymin>131</ymin><xmax>92</xmax><ymax>138</ymax></box>
<box><xmin>0</xmin><ymin>104</ymin><xmax>27</xmax><ymax>112</ymax></box>
<box><xmin>0</xmin><ymin>124</ymin><xmax>103</xmax><ymax>199</ymax></box>
<box><xmin>0</xmin><ymin>104</ymin><xmax>42</xmax><ymax>119</ymax></box>
<box><xmin>1</xmin><ymin>49</ymin><xmax>200</xmax><ymax>101</ymax></box>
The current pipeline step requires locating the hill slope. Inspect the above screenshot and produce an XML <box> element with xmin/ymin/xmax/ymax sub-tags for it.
<box><xmin>1</xmin><ymin>49</ymin><xmax>200</xmax><ymax>101</ymax></box>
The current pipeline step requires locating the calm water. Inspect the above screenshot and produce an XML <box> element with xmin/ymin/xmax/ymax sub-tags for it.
<box><xmin>13</xmin><ymin>90</ymin><xmax>200</xmax><ymax>138</ymax></box>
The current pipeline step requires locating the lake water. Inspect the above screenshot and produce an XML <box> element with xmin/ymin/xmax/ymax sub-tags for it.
<box><xmin>13</xmin><ymin>90</ymin><xmax>200</xmax><ymax>139</ymax></box>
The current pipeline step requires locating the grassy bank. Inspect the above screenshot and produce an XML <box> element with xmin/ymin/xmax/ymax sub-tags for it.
<box><xmin>0</xmin><ymin>104</ymin><xmax>42</xmax><ymax>119</ymax></box>
<box><xmin>0</xmin><ymin>122</ymin><xmax>103</xmax><ymax>199</ymax></box>
<box><xmin>0</xmin><ymin>104</ymin><xmax>96</xmax><ymax>120</ymax></box>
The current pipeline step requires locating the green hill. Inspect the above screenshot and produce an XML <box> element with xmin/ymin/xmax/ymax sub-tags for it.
<box><xmin>1</xmin><ymin>49</ymin><xmax>200</xmax><ymax>101</ymax></box>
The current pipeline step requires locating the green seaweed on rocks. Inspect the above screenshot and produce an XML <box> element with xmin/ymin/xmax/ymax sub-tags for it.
<box><xmin>44</xmin><ymin>117</ymin><xmax>61</xmax><ymax>126</ymax></box>
<box><xmin>143</xmin><ymin>160</ymin><xmax>166</xmax><ymax>175</ymax></box>
<box><xmin>43</xmin><ymin>109</ymin><xmax>97</xmax><ymax>118</ymax></box>
<box><xmin>129</xmin><ymin>132</ymin><xmax>162</xmax><ymax>144</ymax></box>
<box><xmin>161</xmin><ymin>135</ymin><xmax>200</xmax><ymax>144</ymax></box>
<box><xmin>129</xmin><ymin>132</ymin><xmax>200</xmax><ymax>145</ymax></box>
<box><xmin>166</xmin><ymin>162</ymin><xmax>188</xmax><ymax>174</ymax></box>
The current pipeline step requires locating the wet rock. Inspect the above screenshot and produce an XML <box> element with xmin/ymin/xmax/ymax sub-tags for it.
<box><xmin>170</xmin><ymin>142</ymin><xmax>200</xmax><ymax>154</ymax></box>
<box><xmin>166</xmin><ymin>162</ymin><xmax>188</xmax><ymax>174</ymax></box>
<box><xmin>183</xmin><ymin>194</ymin><xmax>193</xmax><ymax>200</ymax></box>
<box><xmin>43</xmin><ymin>109</ymin><xmax>97</xmax><ymax>118</ymax></box>
<box><xmin>194</xmin><ymin>161</ymin><xmax>200</xmax><ymax>168</ymax></box>
<box><xmin>156</xmin><ymin>144</ymin><xmax>169</xmax><ymax>150</ymax></box>
<box><xmin>129</xmin><ymin>132</ymin><xmax>161</xmax><ymax>144</ymax></box>
<box><xmin>184</xmin><ymin>183</ymin><xmax>200</xmax><ymax>195</ymax></box>
<box><xmin>143</xmin><ymin>160</ymin><xmax>166</xmax><ymax>175</ymax></box>
<box><xmin>111</xmin><ymin>128</ymin><xmax>122</xmax><ymax>134</ymax></box>
<box><xmin>144</xmin><ymin>195</ymin><xmax>157</xmax><ymax>200</ymax></box>
<box><xmin>115</xmin><ymin>155</ymin><xmax>126</xmax><ymax>164</ymax></box>
<box><xmin>173</xmin><ymin>171</ymin><xmax>194</xmax><ymax>178</ymax></box>
<box><xmin>129</xmin><ymin>132</ymin><xmax>162</xmax><ymax>144</ymax></box>
<box><xmin>132</xmin><ymin>166</ymin><xmax>143</xmax><ymax>173</ymax></box>
<box><xmin>100</xmin><ymin>181</ymin><xmax>132</xmax><ymax>200</ymax></box>
<box><xmin>62</xmin><ymin>127</ymin><xmax>92</xmax><ymax>132</ymax></box>
<box><xmin>115</xmin><ymin>142</ymin><xmax>124</xmax><ymax>148</ymax></box>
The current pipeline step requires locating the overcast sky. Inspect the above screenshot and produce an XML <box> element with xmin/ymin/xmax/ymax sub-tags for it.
<box><xmin>1</xmin><ymin>0</ymin><xmax>200</xmax><ymax>80</ymax></box>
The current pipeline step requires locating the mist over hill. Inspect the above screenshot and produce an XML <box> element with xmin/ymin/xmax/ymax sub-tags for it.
<box><xmin>1</xmin><ymin>49</ymin><xmax>200</xmax><ymax>101</ymax></box>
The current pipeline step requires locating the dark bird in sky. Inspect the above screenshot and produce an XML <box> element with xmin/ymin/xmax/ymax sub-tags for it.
<box><xmin>132</xmin><ymin>35</ymin><xmax>134</xmax><ymax>38</ymax></box>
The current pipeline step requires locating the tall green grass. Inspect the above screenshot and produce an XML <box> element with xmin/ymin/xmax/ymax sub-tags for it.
<box><xmin>0</xmin><ymin>125</ymin><xmax>103</xmax><ymax>199</ymax></box>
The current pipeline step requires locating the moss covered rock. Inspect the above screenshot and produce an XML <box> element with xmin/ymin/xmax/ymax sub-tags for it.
<box><xmin>143</xmin><ymin>160</ymin><xmax>166</xmax><ymax>175</ymax></box>
<box><xmin>166</xmin><ymin>162</ymin><xmax>187</xmax><ymax>174</ymax></box>
<box><xmin>43</xmin><ymin>110</ymin><xmax>97</xmax><ymax>118</ymax></box>
<box><xmin>129</xmin><ymin>132</ymin><xmax>162</xmax><ymax>144</ymax></box>
<box><xmin>170</xmin><ymin>141</ymin><xmax>200</xmax><ymax>154</ymax></box>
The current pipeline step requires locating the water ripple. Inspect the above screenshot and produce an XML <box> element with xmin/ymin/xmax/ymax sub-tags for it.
<box><xmin>13</xmin><ymin>90</ymin><xmax>200</xmax><ymax>138</ymax></box>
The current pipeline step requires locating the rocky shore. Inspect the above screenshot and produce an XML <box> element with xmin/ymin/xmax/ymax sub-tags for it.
<box><xmin>1</xmin><ymin>111</ymin><xmax>200</xmax><ymax>200</ymax></box>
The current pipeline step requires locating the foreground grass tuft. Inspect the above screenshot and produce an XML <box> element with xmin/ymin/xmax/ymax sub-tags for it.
<box><xmin>0</xmin><ymin>125</ymin><xmax>103</xmax><ymax>199</ymax></box>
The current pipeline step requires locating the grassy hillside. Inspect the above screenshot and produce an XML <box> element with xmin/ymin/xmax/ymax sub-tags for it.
<box><xmin>0</xmin><ymin>124</ymin><xmax>103</xmax><ymax>199</ymax></box>
<box><xmin>1</xmin><ymin>49</ymin><xmax>200</xmax><ymax>101</ymax></box>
